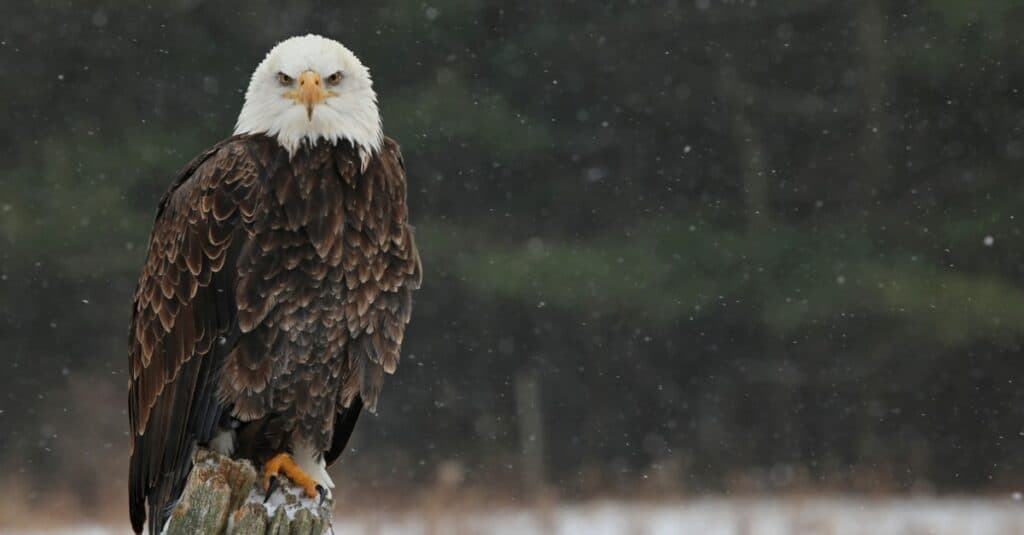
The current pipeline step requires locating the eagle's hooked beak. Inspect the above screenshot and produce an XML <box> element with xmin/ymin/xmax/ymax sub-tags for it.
<box><xmin>290</xmin><ymin>71</ymin><xmax>333</xmax><ymax>121</ymax></box>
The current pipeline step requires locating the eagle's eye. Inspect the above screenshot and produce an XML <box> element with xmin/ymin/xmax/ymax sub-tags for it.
<box><xmin>326</xmin><ymin>71</ymin><xmax>343</xmax><ymax>86</ymax></box>
<box><xmin>276</xmin><ymin>72</ymin><xmax>294</xmax><ymax>86</ymax></box>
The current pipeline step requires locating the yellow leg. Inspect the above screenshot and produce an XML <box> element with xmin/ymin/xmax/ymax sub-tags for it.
<box><xmin>263</xmin><ymin>452</ymin><xmax>319</xmax><ymax>498</ymax></box>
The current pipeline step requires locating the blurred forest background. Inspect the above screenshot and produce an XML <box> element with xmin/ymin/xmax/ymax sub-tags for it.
<box><xmin>2</xmin><ymin>0</ymin><xmax>1024</xmax><ymax>522</ymax></box>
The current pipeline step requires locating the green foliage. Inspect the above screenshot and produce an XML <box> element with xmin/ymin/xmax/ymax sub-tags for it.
<box><xmin>3</xmin><ymin>0</ymin><xmax>1024</xmax><ymax>500</ymax></box>
<box><xmin>430</xmin><ymin>218</ymin><xmax>1024</xmax><ymax>348</ymax></box>
<box><xmin>0</xmin><ymin>126</ymin><xmax>213</xmax><ymax>275</ymax></box>
<box><xmin>924</xmin><ymin>0</ymin><xmax>1023</xmax><ymax>30</ymax></box>
<box><xmin>385</xmin><ymin>72</ymin><xmax>553</xmax><ymax>159</ymax></box>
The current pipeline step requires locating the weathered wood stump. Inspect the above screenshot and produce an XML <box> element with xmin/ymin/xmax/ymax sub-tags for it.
<box><xmin>163</xmin><ymin>449</ymin><xmax>332</xmax><ymax>535</ymax></box>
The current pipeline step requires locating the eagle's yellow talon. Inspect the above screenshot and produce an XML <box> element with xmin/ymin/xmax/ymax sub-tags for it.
<box><xmin>262</xmin><ymin>452</ymin><xmax>319</xmax><ymax>498</ymax></box>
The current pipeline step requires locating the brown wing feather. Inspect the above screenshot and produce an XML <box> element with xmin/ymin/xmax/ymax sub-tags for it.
<box><xmin>327</xmin><ymin>139</ymin><xmax>420</xmax><ymax>465</ymax></box>
<box><xmin>338</xmin><ymin>139</ymin><xmax>422</xmax><ymax>415</ymax></box>
<box><xmin>128</xmin><ymin>136</ymin><xmax>265</xmax><ymax>534</ymax></box>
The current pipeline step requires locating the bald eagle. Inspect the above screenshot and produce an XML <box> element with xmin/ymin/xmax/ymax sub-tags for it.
<box><xmin>127</xmin><ymin>35</ymin><xmax>422</xmax><ymax>534</ymax></box>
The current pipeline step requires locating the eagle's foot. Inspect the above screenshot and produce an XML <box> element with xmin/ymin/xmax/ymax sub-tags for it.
<box><xmin>263</xmin><ymin>473</ymin><xmax>281</xmax><ymax>502</ymax></box>
<box><xmin>262</xmin><ymin>452</ymin><xmax>319</xmax><ymax>498</ymax></box>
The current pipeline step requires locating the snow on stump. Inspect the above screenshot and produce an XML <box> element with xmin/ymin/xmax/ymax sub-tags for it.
<box><xmin>164</xmin><ymin>448</ymin><xmax>332</xmax><ymax>535</ymax></box>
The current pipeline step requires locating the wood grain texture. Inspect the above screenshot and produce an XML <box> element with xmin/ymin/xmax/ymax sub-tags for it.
<box><xmin>164</xmin><ymin>449</ymin><xmax>330</xmax><ymax>535</ymax></box>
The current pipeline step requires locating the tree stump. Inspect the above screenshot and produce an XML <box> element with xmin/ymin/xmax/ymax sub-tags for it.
<box><xmin>163</xmin><ymin>448</ymin><xmax>332</xmax><ymax>535</ymax></box>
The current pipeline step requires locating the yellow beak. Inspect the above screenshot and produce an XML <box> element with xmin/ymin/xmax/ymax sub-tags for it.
<box><xmin>288</xmin><ymin>70</ymin><xmax>333</xmax><ymax>120</ymax></box>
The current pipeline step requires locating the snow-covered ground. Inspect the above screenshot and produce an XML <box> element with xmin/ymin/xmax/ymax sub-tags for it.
<box><xmin>10</xmin><ymin>497</ymin><xmax>1024</xmax><ymax>535</ymax></box>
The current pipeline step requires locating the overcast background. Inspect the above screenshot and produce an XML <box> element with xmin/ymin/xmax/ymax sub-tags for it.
<box><xmin>2</xmin><ymin>0</ymin><xmax>1024</xmax><ymax>526</ymax></box>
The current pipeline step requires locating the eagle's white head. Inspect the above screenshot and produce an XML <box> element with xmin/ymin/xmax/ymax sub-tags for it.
<box><xmin>235</xmin><ymin>34</ymin><xmax>382</xmax><ymax>156</ymax></box>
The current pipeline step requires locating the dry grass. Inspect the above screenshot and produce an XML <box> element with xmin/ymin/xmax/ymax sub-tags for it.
<box><xmin>6</xmin><ymin>489</ymin><xmax>1024</xmax><ymax>535</ymax></box>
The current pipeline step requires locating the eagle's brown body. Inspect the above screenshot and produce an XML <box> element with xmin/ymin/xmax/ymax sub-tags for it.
<box><xmin>128</xmin><ymin>134</ymin><xmax>421</xmax><ymax>533</ymax></box>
